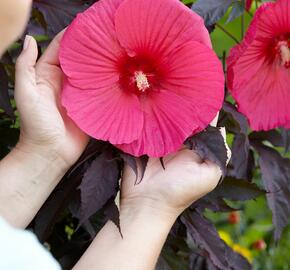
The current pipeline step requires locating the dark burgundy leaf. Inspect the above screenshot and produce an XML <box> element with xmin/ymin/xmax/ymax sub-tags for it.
<box><xmin>69</xmin><ymin>139</ymin><xmax>107</xmax><ymax>177</ymax></box>
<box><xmin>79</xmin><ymin>150</ymin><xmax>120</xmax><ymax>224</ymax></box>
<box><xmin>156</xmin><ymin>256</ymin><xmax>172</xmax><ymax>270</ymax></box>
<box><xmin>0</xmin><ymin>121</ymin><xmax>19</xmax><ymax>159</ymax></box>
<box><xmin>1</xmin><ymin>52</ymin><xmax>13</xmax><ymax>65</ymax></box>
<box><xmin>120</xmin><ymin>152</ymin><xmax>138</xmax><ymax>180</ymax></box>
<box><xmin>33</xmin><ymin>0</ymin><xmax>89</xmax><ymax>37</ymax></box>
<box><xmin>222</xmin><ymin>102</ymin><xmax>248</xmax><ymax>134</ymax></box>
<box><xmin>137</xmin><ymin>155</ymin><xmax>149</xmax><ymax>184</ymax></box>
<box><xmin>182</xmin><ymin>210</ymin><xmax>251</xmax><ymax>270</ymax></box>
<box><xmin>27</xmin><ymin>20</ymin><xmax>46</xmax><ymax>36</ymax></box>
<box><xmin>185</xmin><ymin>126</ymin><xmax>228</xmax><ymax>176</ymax></box>
<box><xmin>230</xmin><ymin>134</ymin><xmax>253</xmax><ymax>180</ymax></box>
<box><xmin>226</xmin><ymin>1</ymin><xmax>245</xmax><ymax>23</ymax></box>
<box><xmin>160</xmin><ymin>157</ymin><xmax>166</xmax><ymax>170</ymax></box>
<box><xmin>211</xmin><ymin>177</ymin><xmax>264</xmax><ymax>201</ymax></box>
<box><xmin>206</xmin><ymin>24</ymin><xmax>216</xmax><ymax>34</ymax></box>
<box><xmin>0</xmin><ymin>64</ymin><xmax>14</xmax><ymax>118</ymax></box>
<box><xmin>249</xmin><ymin>130</ymin><xmax>284</xmax><ymax>147</ymax></box>
<box><xmin>253</xmin><ymin>143</ymin><xmax>290</xmax><ymax>240</ymax></box>
<box><xmin>194</xmin><ymin>196</ymin><xmax>236</xmax><ymax>213</ymax></box>
<box><xmin>281</xmin><ymin>128</ymin><xmax>290</xmax><ymax>152</ymax></box>
<box><xmin>34</xmin><ymin>173</ymin><xmax>82</xmax><ymax>241</ymax></box>
<box><xmin>82</xmin><ymin>220</ymin><xmax>97</xmax><ymax>239</ymax></box>
<box><xmin>189</xmin><ymin>253</ymin><xmax>208</xmax><ymax>270</ymax></box>
<box><xmin>104</xmin><ymin>199</ymin><xmax>121</xmax><ymax>235</ymax></box>
<box><xmin>192</xmin><ymin>0</ymin><xmax>235</xmax><ymax>27</ymax></box>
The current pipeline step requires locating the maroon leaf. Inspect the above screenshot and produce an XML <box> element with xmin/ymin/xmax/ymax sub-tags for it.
<box><xmin>230</xmin><ymin>133</ymin><xmax>253</xmax><ymax>179</ymax></box>
<box><xmin>191</xmin><ymin>0</ymin><xmax>236</xmax><ymax>28</ymax></box>
<box><xmin>79</xmin><ymin>150</ymin><xmax>120</xmax><ymax>224</ymax></box>
<box><xmin>120</xmin><ymin>154</ymin><xmax>149</xmax><ymax>184</ymax></box>
<box><xmin>254</xmin><ymin>143</ymin><xmax>290</xmax><ymax>240</ymax></box>
<box><xmin>281</xmin><ymin>128</ymin><xmax>290</xmax><ymax>152</ymax></box>
<box><xmin>69</xmin><ymin>139</ymin><xmax>107</xmax><ymax>177</ymax></box>
<box><xmin>120</xmin><ymin>153</ymin><xmax>138</xmax><ymax>180</ymax></box>
<box><xmin>222</xmin><ymin>102</ymin><xmax>248</xmax><ymax>134</ymax></box>
<box><xmin>160</xmin><ymin>157</ymin><xmax>166</xmax><ymax>170</ymax></box>
<box><xmin>211</xmin><ymin>177</ymin><xmax>264</xmax><ymax>201</ymax></box>
<box><xmin>194</xmin><ymin>177</ymin><xmax>264</xmax><ymax>212</ymax></box>
<box><xmin>182</xmin><ymin>210</ymin><xmax>251</xmax><ymax>270</ymax></box>
<box><xmin>250</xmin><ymin>130</ymin><xmax>284</xmax><ymax>147</ymax></box>
<box><xmin>137</xmin><ymin>155</ymin><xmax>149</xmax><ymax>184</ymax></box>
<box><xmin>33</xmin><ymin>0</ymin><xmax>89</xmax><ymax>37</ymax></box>
<box><xmin>185</xmin><ymin>126</ymin><xmax>228</xmax><ymax>176</ymax></box>
<box><xmin>194</xmin><ymin>196</ymin><xmax>236</xmax><ymax>213</ymax></box>
<box><xmin>104</xmin><ymin>199</ymin><xmax>122</xmax><ymax>236</ymax></box>
<box><xmin>156</xmin><ymin>256</ymin><xmax>172</xmax><ymax>270</ymax></box>
<box><xmin>0</xmin><ymin>64</ymin><xmax>14</xmax><ymax>118</ymax></box>
<box><xmin>34</xmin><ymin>173</ymin><xmax>82</xmax><ymax>241</ymax></box>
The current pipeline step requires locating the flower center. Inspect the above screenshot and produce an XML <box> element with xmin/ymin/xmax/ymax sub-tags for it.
<box><xmin>118</xmin><ymin>54</ymin><xmax>164</xmax><ymax>95</ymax></box>
<box><xmin>134</xmin><ymin>71</ymin><xmax>150</xmax><ymax>92</ymax></box>
<box><xmin>274</xmin><ymin>38</ymin><xmax>290</xmax><ymax>68</ymax></box>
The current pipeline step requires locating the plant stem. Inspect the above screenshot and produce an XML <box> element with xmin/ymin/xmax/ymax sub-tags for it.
<box><xmin>216</xmin><ymin>23</ymin><xmax>240</xmax><ymax>44</ymax></box>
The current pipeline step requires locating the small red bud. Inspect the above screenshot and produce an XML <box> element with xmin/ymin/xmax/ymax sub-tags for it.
<box><xmin>252</xmin><ymin>240</ymin><xmax>267</xmax><ymax>251</ymax></box>
<box><xmin>228</xmin><ymin>211</ymin><xmax>240</xmax><ymax>225</ymax></box>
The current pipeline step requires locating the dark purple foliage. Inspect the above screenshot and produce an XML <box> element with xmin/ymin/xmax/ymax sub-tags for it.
<box><xmin>186</xmin><ymin>126</ymin><xmax>228</xmax><ymax>176</ymax></box>
<box><xmin>192</xmin><ymin>0</ymin><xmax>237</xmax><ymax>27</ymax></box>
<box><xmin>79</xmin><ymin>150</ymin><xmax>121</xmax><ymax>224</ymax></box>
<box><xmin>231</xmin><ymin>134</ymin><xmax>252</xmax><ymax>179</ymax></box>
<box><xmin>0</xmin><ymin>64</ymin><xmax>14</xmax><ymax>118</ymax></box>
<box><xmin>253</xmin><ymin>143</ymin><xmax>290</xmax><ymax>241</ymax></box>
<box><xmin>181</xmin><ymin>210</ymin><xmax>251</xmax><ymax>270</ymax></box>
<box><xmin>33</xmin><ymin>0</ymin><xmax>91</xmax><ymax>37</ymax></box>
<box><xmin>194</xmin><ymin>177</ymin><xmax>264</xmax><ymax>213</ymax></box>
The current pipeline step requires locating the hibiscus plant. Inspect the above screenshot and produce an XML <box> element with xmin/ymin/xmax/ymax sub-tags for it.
<box><xmin>0</xmin><ymin>0</ymin><xmax>290</xmax><ymax>269</ymax></box>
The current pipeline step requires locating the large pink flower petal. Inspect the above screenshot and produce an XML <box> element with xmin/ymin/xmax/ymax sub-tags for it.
<box><xmin>163</xmin><ymin>41</ymin><xmax>225</xmax><ymax>129</ymax></box>
<box><xmin>117</xmin><ymin>90</ymin><xmax>202</xmax><ymax>157</ymax></box>
<box><xmin>227</xmin><ymin>3</ymin><xmax>274</xmax><ymax>90</ymax></box>
<box><xmin>114</xmin><ymin>0</ymin><xmax>211</xmax><ymax>59</ymax></box>
<box><xmin>257</xmin><ymin>0</ymin><xmax>290</xmax><ymax>39</ymax></box>
<box><xmin>62</xmin><ymin>79</ymin><xmax>143</xmax><ymax>144</ymax></box>
<box><xmin>117</xmin><ymin>41</ymin><xmax>224</xmax><ymax>157</ymax></box>
<box><xmin>227</xmin><ymin>0</ymin><xmax>290</xmax><ymax>130</ymax></box>
<box><xmin>232</xmin><ymin>63</ymin><xmax>290</xmax><ymax>130</ymax></box>
<box><xmin>59</xmin><ymin>0</ymin><xmax>125</xmax><ymax>90</ymax></box>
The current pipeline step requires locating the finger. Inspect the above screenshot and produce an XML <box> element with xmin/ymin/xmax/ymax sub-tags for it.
<box><xmin>36</xmin><ymin>30</ymin><xmax>65</xmax><ymax>67</ymax></box>
<box><xmin>15</xmin><ymin>35</ymin><xmax>38</xmax><ymax>92</ymax></box>
<box><xmin>201</xmin><ymin>160</ymin><xmax>222</xmax><ymax>188</ymax></box>
<box><xmin>166</xmin><ymin>147</ymin><xmax>203</xmax><ymax>166</ymax></box>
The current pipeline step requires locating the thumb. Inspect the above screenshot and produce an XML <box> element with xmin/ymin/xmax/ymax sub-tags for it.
<box><xmin>15</xmin><ymin>35</ymin><xmax>38</xmax><ymax>91</ymax></box>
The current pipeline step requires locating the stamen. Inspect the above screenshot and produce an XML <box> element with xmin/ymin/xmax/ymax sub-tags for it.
<box><xmin>134</xmin><ymin>71</ymin><xmax>150</xmax><ymax>92</ymax></box>
<box><xmin>278</xmin><ymin>40</ymin><xmax>290</xmax><ymax>68</ymax></box>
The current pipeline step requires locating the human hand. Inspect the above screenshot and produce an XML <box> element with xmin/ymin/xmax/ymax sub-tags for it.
<box><xmin>14</xmin><ymin>33</ymin><xmax>88</xmax><ymax>168</ymax></box>
<box><xmin>121</xmin><ymin>131</ymin><xmax>229</xmax><ymax>220</ymax></box>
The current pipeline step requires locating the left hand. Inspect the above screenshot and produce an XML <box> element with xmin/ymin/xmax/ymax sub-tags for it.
<box><xmin>14</xmin><ymin>33</ymin><xmax>88</xmax><ymax>168</ymax></box>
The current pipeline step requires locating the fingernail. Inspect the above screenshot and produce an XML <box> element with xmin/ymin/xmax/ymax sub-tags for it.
<box><xmin>23</xmin><ymin>35</ymin><xmax>31</xmax><ymax>50</ymax></box>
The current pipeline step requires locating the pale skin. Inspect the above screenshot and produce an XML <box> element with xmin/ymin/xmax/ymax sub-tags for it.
<box><xmin>0</xmin><ymin>2</ymin><xmax>227</xmax><ymax>269</ymax></box>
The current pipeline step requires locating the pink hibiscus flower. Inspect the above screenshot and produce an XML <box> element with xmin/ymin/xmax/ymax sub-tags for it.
<box><xmin>227</xmin><ymin>0</ymin><xmax>290</xmax><ymax>131</ymax></box>
<box><xmin>59</xmin><ymin>0</ymin><xmax>224</xmax><ymax>157</ymax></box>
